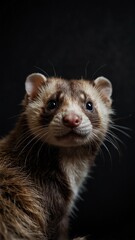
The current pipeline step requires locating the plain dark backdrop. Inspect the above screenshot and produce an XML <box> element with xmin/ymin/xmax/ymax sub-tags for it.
<box><xmin>0</xmin><ymin>1</ymin><xmax>135</xmax><ymax>239</ymax></box>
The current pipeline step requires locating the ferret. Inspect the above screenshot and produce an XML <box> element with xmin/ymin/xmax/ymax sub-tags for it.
<box><xmin>0</xmin><ymin>73</ymin><xmax>113</xmax><ymax>240</ymax></box>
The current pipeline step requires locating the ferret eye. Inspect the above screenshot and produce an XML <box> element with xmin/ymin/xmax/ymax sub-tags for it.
<box><xmin>86</xmin><ymin>101</ymin><xmax>93</xmax><ymax>111</ymax></box>
<box><xmin>47</xmin><ymin>100</ymin><xmax>58</xmax><ymax>110</ymax></box>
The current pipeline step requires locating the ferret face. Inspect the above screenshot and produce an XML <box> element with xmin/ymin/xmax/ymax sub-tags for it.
<box><xmin>24</xmin><ymin>73</ymin><xmax>113</xmax><ymax>147</ymax></box>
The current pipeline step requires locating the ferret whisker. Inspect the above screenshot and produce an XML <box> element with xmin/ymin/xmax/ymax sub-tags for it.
<box><xmin>91</xmin><ymin>63</ymin><xmax>107</xmax><ymax>79</ymax></box>
<box><xmin>104</xmin><ymin>135</ymin><xmax>119</xmax><ymax>152</ymax></box>
<box><xmin>37</xmin><ymin>140</ymin><xmax>45</xmax><ymax>160</ymax></box>
<box><xmin>84</xmin><ymin>60</ymin><xmax>90</xmax><ymax>79</ymax></box>
<box><xmin>107</xmin><ymin>130</ymin><xmax>120</xmax><ymax>142</ymax></box>
<box><xmin>48</xmin><ymin>60</ymin><xmax>57</xmax><ymax>77</ymax></box>
<box><xmin>98</xmin><ymin>145</ymin><xmax>106</xmax><ymax>163</ymax></box>
<box><xmin>93</xmin><ymin>132</ymin><xmax>112</xmax><ymax>158</ymax></box>
<box><xmin>26</xmin><ymin>131</ymin><xmax>49</xmax><ymax>162</ymax></box>
<box><xmin>110</xmin><ymin>124</ymin><xmax>131</xmax><ymax>138</ymax></box>
<box><xmin>17</xmin><ymin>135</ymin><xmax>37</xmax><ymax>161</ymax></box>
<box><xmin>102</xmin><ymin>141</ymin><xmax>112</xmax><ymax>161</ymax></box>
<box><xmin>112</xmin><ymin>124</ymin><xmax>131</xmax><ymax>130</ymax></box>
<box><xmin>15</xmin><ymin>134</ymin><xmax>32</xmax><ymax>150</ymax></box>
<box><xmin>34</xmin><ymin>65</ymin><xmax>50</xmax><ymax>78</ymax></box>
<box><xmin>14</xmin><ymin>126</ymin><xmax>42</xmax><ymax>148</ymax></box>
<box><xmin>24</xmin><ymin>130</ymin><xmax>49</xmax><ymax>165</ymax></box>
<box><xmin>36</xmin><ymin>130</ymin><xmax>52</xmax><ymax>161</ymax></box>
<box><xmin>92</xmin><ymin>132</ymin><xmax>103</xmax><ymax>143</ymax></box>
<box><xmin>107</xmin><ymin>130</ymin><xmax>124</xmax><ymax>146</ymax></box>
<box><xmin>15</xmin><ymin>125</ymin><xmax>49</xmax><ymax>149</ymax></box>
<box><xmin>17</xmin><ymin>128</ymin><xmax>48</xmax><ymax>159</ymax></box>
<box><xmin>91</xmin><ymin>132</ymin><xmax>109</xmax><ymax>160</ymax></box>
<box><xmin>8</xmin><ymin>113</ymin><xmax>22</xmax><ymax>120</ymax></box>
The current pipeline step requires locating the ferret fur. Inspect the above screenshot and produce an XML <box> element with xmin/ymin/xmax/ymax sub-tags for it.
<box><xmin>0</xmin><ymin>73</ymin><xmax>113</xmax><ymax>239</ymax></box>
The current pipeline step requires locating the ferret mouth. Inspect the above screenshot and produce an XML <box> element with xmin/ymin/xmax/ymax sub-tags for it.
<box><xmin>56</xmin><ymin>130</ymin><xmax>87</xmax><ymax>139</ymax></box>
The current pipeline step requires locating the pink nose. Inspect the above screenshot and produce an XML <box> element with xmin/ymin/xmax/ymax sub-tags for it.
<box><xmin>63</xmin><ymin>112</ymin><xmax>82</xmax><ymax>128</ymax></box>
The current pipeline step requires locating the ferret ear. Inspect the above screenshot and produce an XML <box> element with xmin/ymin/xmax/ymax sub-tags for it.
<box><xmin>94</xmin><ymin>76</ymin><xmax>112</xmax><ymax>103</ymax></box>
<box><xmin>25</xmin><ymin>73</ymin><xmax>47</xmax><ymax>99</ymax></box>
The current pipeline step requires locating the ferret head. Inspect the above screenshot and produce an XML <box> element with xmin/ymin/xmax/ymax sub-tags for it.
<box><xmin>24</xmin><ymin>73</ymin><xmax>113</xmax><ymax>147</ymax></box>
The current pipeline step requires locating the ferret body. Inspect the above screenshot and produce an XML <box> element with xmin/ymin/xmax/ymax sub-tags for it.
<box><xmin>0</xmin><ymin>73</ymin><xmax>113</xmax><ymax>239</ymax></box>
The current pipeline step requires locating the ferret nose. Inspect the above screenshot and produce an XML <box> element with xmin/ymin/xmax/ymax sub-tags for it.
<box><xmin>63</xmin><ymin>112</ymin><xmax>82</xmax><ymax>128</ymax></box>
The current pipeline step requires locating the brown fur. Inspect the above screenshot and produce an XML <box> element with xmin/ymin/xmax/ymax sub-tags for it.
<box><xmin>0</xmin><ymin>74</ymin><xmax>113</xmax><ymax>239</ymax></box>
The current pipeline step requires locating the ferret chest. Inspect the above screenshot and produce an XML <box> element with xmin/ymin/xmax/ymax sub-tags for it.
<box><xmin>61</xmin><ymin>153</ymin><xmax>90</xmax><ymax>199</ymax></box>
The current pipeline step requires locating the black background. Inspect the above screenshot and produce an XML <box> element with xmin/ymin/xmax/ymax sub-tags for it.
<box><xmin>0</xmin><ymin>1</ymin><xmax>135</xmax><ymax>239</ymax></box>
